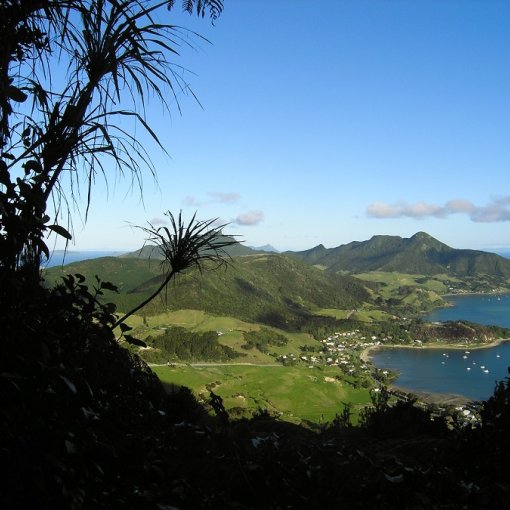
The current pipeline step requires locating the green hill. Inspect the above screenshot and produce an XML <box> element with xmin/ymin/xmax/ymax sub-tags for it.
<box><xmin>286</xmin><ymin>231</ymin><xmax>510</xmax><ymax>277</ymax></box>
<box><xmin>44</xmin><ymin>253</ymin><xmax>370</xmax><ymax>327</ymax></box>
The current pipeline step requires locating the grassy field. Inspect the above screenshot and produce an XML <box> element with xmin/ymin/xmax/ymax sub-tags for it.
<box><xmin>120</xmin><ymin>309</ymin><xmax>321</xmax><ymax>364</ymax></box>
<box><xmin>152</xmin><ymin>364</ymin><xmax>372</xmax><ymax>425</ymax></box>
<box><xmin>354</xmin><ymin>271</ymin><xmax>457</xmax><ymax>297</ymax></box>
<box><xmin>122</xmin><ymin>309</ymin><xmax>373</xmax><ymax>424</ymax></box>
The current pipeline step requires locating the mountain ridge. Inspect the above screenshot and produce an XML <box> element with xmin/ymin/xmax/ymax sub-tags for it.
<box><xmin>109</xmin><ymin>231</ymin><xmax>510</xmax><ymax>281</ymax></box>
<box><xmin>285</xmin><ymin>231</ymin><xmax>510</xmax><ymax>278</ymax></box>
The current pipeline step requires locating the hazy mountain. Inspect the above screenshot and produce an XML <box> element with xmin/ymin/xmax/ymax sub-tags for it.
<box><xmin>249</xmin><ymin>244</ymin><xmax>280</xmax><ymax>253</ymax></box>
<box><xmin>285</xmin><ymin>232</ymin><xmax>510</xmax><ymax>277</ymax></box>
<box><xmin>121</xmin><ymin>235</ymin><xmax>263</xmax><ymax>259</ymax></box>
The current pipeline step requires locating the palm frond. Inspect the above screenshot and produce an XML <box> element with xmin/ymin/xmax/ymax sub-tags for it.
<box><xmin>175</xmin><ymin>0</ymin><xmax>224</xmax><ymax>24</ymax></box>
<box><xmin>113</xmin><ymin>210</ymin><xmax>239</xmax><ymax>328</ymax></box>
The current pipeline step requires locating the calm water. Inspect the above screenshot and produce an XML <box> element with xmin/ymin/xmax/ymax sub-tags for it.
<box><xmin>426</xmin><ymin>293</ymin><xmax>510</xmax><ymax>328</ymax></box>
<box><xmin>43</xmin><ymin>250</ymin><xmax>124</xmax><ymax>268</ymax></box>
<box><xmin>371</xmin><ymin>293</ymin><xmax>510</xmax><ymax>401</ymax></box>
<box><xmin>371</xmin><ymin>343</ymin><xmax>510</xmax><ymax>401</ymax></box>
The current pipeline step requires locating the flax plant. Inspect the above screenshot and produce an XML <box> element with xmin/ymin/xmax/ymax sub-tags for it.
<box><xmin>113</xmin><ymin>210</ymin><xmax>238</xmax><ymax>328</ymax></box>
<box><xmin>1</xmin><ymin>0</ymin><xmax>223</xmax><ymax>275</ymax></box>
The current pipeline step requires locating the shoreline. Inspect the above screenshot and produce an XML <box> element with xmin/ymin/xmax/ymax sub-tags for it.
<box><xmin>361</xmin><ymin>337</ymin><xmax>510</xmax><ymax>363</ymax></box>
<box><xmin>424</xmin><ymin>290</ymin><xmax>510</xmax><ymax>317</ymax></box>
<box><xmin>441</xmin><ymin>290</ymin><xmax>510</xmax><ymax>298</ymax></box>
<box><xmin>361</xmin><ymin>338</ymin><xmax>509</xmax><ymax>404</ymax></box>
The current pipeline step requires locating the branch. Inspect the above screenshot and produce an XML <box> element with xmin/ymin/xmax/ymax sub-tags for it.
<box><xmin>112</xmin><ymin>268</ymin><xmax>177</xmax><ymax>329</ymax></box>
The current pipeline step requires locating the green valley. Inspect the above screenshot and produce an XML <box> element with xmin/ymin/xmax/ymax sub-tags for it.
<box><xmin>42</xmin><ymin>234</ymin><xmax>510</xmax><ymax>424</ymax></box>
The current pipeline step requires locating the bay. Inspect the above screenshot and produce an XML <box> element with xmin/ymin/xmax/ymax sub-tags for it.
<box><xmin>371</xmin><ymin>293</ymin><xmax>510</xmax><ymax>401</ymax></box>
<box><xmin>370</xmin><ymin>342</ymin><xmax>510</xmax><ymax>401</ymax></box>
<box><xmin>426</xmin><ymin>293</ymin><xmax>510</xmax><ymax>329</ymax></box>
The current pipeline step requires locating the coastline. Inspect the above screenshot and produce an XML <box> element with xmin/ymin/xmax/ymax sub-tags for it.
<box><xmin>361</xmin><ymin>337</ymin><xmax>510</xmax><ymax>363</ymax></box>
<box><xmin>425</xmin><ymin>290</ymin><xmax>510</xmax><ymax>319</ymax></box>
<box><xmin>362</xmin><ymin>338</ymin><xmax>509</xmax><ymax>404</ymax></box>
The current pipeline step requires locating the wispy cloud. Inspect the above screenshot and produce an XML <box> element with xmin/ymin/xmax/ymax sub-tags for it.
<box><xmin>182</xmin><ymin>195</ymin><xmax>200</xmax><ymax>207</ymax></box>
<box><xmin>208</xmin><ymin>192</ymin><xmax>241</xmax><ymax>204</ymax></box>
<box><xmin>367</xmin><ymin>197</ymin><xmax>510</xmax><ymax>223</ymax></box>
<box><xmin>182</xmin><ymin>192</ymin><xmax>241</xmax><ymax>207</ymax></box>
<box><xmin>232</xmin><ymin>210</ymin><xmax>264</xmax><ymax>226</ymax></box>
<box><xmin>149</xmin><ymin>217</ymin><xmax>168</xmax><ymax>226</ymax></box>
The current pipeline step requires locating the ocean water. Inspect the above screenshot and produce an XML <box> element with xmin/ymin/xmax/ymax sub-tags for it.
<box><xmin>426</xmin><ymin>293</ymin><xmax>510</xmax><ymax>329</ymax></box>
<box><xmin>371</xmin><ymin>293</ymin><xmax>510</xmax><ymax>401</ymax></box>
<box><xmin>43</xmin><ymin>250</ymin><xmax>124</xmax><ymax>268</ymax></box>
<box><xmin>371</xmin><ymin>343</ymin><xmax>510</xmax><ymax>401</ymax></box>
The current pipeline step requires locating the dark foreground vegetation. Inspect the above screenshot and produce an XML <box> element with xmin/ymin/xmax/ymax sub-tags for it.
<box><xmin>2</xmin><ymin>275</ymin><xmax>510</xmax><ymax>509</ymax></box>
<box><xmin>2</xmin><ymin>1</ymin><xmax>510</xmax><ymax>508</ymax></box>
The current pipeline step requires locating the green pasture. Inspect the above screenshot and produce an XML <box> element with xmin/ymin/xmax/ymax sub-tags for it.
<box><xmin>121</xmin><ymin>309</ymin><xmax>321</xmax><ymax>363</ymax></box>
<box><xmin>316</xmin><ymin>307</ymin><xmax>394</xmax><ymax>322</ymax></box>
<box><xmin>354</xmin><ymin>271</ymin><xmax>450</xmax><ymax>297</ymax></box>
<box><xmin>315</xmin><ymin>308</ymin><xmax>352</xmax><ymax>320</ymax></box>
<box><xmin>152</xmin><ymin>364</ymin><xmax>372</xmax><ymax>425</ymax></box>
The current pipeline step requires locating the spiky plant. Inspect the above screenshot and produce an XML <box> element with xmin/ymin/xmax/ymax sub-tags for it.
<box><xmin>0</xmin><ymin>0</ymin><xmax>223</xmax><ymax>277</ymax></box>
<box><xmin>113</xmin><ymin>210</ymin><xmax>239</xmax><ymax>328</ymax></box>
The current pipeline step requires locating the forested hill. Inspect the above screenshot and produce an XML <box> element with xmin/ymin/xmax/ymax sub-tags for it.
<box><xmin>45</xmin><ymin>253</ymin><xmax>370</xmax><ymax>326</ymax></box>
<box><xmin>285</xmin><ymin>231</ymin><xmax>510</xmax><ymax>277</ymax></box>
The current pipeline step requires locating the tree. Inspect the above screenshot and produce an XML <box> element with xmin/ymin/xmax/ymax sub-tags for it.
<box><xmin>0</xmin><ymin>0</ymin><xmax>224</xmax><ymax>286</ymax></box>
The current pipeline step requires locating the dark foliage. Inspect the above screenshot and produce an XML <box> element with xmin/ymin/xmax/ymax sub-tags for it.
<box><xmin>142</xmin><ymin>326</ymin><xmax>240</xmax><ymax>362</ymax></box>
<box><xmin>241</xmin><ymin>326</ymin><xmax>288</xmax><ymax>352</ymax></box>
<box><xmin>3</xmin><ymin>271</ymin><xmax>510</xmax><ymax>508</ymax></box>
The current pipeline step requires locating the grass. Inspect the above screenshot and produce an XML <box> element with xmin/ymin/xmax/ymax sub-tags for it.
<box><xmin>120</xmin><ymin>310</ymin><xmax>322</xmax><ymax>364</ymax></box>
<box><xmin>152</xmin><ymin>364</ymin><xmax>372</xmax><ymax>424</ymax></box>
<box><xmin>315</xmin><ymin>308</ymin><xmax>353</xmax><ymax>320</ymax></box>
<box><xmin>354</xmin><ymin>271</ymin><xmax>460</xmax><ymax>298</ymax></box>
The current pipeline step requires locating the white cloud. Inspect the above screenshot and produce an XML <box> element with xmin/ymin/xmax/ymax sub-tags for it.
<box><xmin>367</xmin><ymin>197</ymin><xmax>510</xmax><ymax>223</ymax></box>
<box><xmin>207</xmin><ymin>192</ymin><xmax>241</xmax><ymax>204</ymax></box>
<box><xmin>149</xmin><ymin>217</ymin><xmax>168</xmax><ymax>226</ymax></box>
<box><xmin>182</xmin><ymin>195</ymin><xmax>200</xmax><ymax>207</ymax></box>
<box><xmin>367</xmin><ymin>201</ymin><xmax>446</xmax><ymax>219</ymax></box>
<box><xmin>233</xmin><ymin>210</ymin><xmax>264</xmax><ymax>226</ymax></box>
<box><xmin>182</xmin><ymin>192</ymin><xmax>241</xmax><ymax>207</ymax></box>
<box><xmin>445</xmin><ymin>199</ymin><xmax>475</xmax><ymax>214</ymax></box>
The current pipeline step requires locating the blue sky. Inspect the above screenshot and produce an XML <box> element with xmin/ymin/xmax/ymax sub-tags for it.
<box><xmin>52</xmin><ymin>1</ymin><xmax>510</xmax><ymax>253</ymax></box>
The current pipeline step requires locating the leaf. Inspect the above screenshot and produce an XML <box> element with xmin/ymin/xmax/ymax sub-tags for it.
<box><xmin>7</xmin><ymin>85</ymin><xmax>27</xmax><ymax>103</ymax></box>
<box><xmin>100</xmin><ymin>281</ymin><xmax>118</xmax><ymax>292</ymax></box>
<box><xmin>48</xmin><ymin>224</ymin><xmax>72</xmax><ymax>240</ymax></box>
<box><xmin>119</xmin><ymin>322</ymin><xmax>133</xmax><ymax>333</ymax></box>
<box><xmin>123</xmin><ymin>335</ymin><xmax>147</xmax><ymax>347</ymax></box>
<box><xmin>384</xmin><ymin>473</ymin><xmax>404</xmax><ymax>484</ymax></box>
<box><xmin>0</xmin><ymin>160</ymin><xmax>10</xmax><ymax>186</ymax></box>
<box><xmin>59</xmin><ymin>375</ymin><xmax>77</xmax><ymax>395</ymax></box>
<box><xmin>37</xmin><ymin>239</ymin><xmax>50</xmax><ymax>260</ymax></box>
<box><xmin>23</xmin><ymin>160</ymin><xmax>43</xmax><ymax>174</ymax></box>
